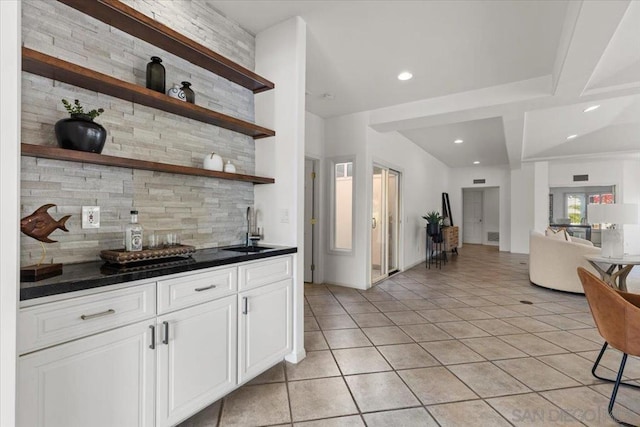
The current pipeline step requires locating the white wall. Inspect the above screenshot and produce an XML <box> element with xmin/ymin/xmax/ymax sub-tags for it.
<box><xmin>483</xmin><ymin>187</ymin><xmax>500</xmax><ymax>246</ymax></box>
<box><xmin>533</xmin><ymin>162</ymin><xmax>549</xmax><ymax>232</ymax></box>
<box><xmin>622</xmin><ymin>159</ymin><xmax>640</xmax><ymax>255</ymax></box>
<box><xmin>546</xmin><ymin>157</ymin><xmax>639</xmax><ymax>254</ymax></box>
<box><xmin>321</xmin><ymin>111</ymin><xmax>450</xmax><ymax>289</ymax></box>
<box><xmin>323</xmin><ymin>112</ymin><xmax>368</xmax><ymax>288</ymax></box>
<box><xmin>0</xmin><ymin>1</ymin><xmax>20</xmax><ymax>424</ymax></box>
<box><xmin>254</xmin><ymin>16</ymin><xmax>306</xmax><ymax>362</ymax></box>
<box><xmin>510</xmin><ymin>163</ymin><xmax>535</xmax><ymax>253</ymax></box>
<box><xmin>448</xmin><ymin>166</ymin><xmax>511</xmax><ymax>252</ymax></box>
<box><xmin>366</xmin><ymin>128</ymin><xmax>449</xmax><ymax>275</ymax></box>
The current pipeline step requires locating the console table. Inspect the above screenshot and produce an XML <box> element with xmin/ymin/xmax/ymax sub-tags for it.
<box><xmin>442</xmin><ymin>226</ymin><xmax>459</xmax><ymax>254</ymax></box>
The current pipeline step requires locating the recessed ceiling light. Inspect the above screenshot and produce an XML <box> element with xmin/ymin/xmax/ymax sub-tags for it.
<box><xmin>397</xmin><ymin>71</ymin><xmax>413</xmax><ymax>81</ymax></box>
<box><xmin>454</xmin><ymin>139</ymin><xmax>463</xmax><ymax>144</ymax></box>
<box><xmin>473</xmin><ymin>161</ymin><xmax>480</xmax><ymax>165</ymax></box>
<box><xmin>583</xmin><ymin>105</ymin><xmax>600</xmax><ymax>113</ymax></box>
<box><xmin>566</xmin><ymin>134</ymin><xmax>578</xmax><ymax>140</ymax></box>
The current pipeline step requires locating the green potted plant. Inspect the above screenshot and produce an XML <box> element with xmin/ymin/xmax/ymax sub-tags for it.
<box><xmin>422</xmin><ymin>211</ymin><xmax>442</xmax><ymax>236</ymax></box>
<box><xmin>55</xmin><ymin>99</ymin><xmax>107</xmax><ymax>153</ymax></box>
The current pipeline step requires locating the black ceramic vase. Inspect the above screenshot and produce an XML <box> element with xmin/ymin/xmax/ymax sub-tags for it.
<box><xmin>146</xmin><ymin>56</ymin><xmax>166</xmax><ymax>93</ymax></box>
<box><xmin>55</xmin><ymin>114</ymin><xmax>107</xmax><ymax>153</ymax></box>
<box><xmin>180</xmin><ymin>81</ymin><xmax>195</xmax><ymax>103</ymax></box>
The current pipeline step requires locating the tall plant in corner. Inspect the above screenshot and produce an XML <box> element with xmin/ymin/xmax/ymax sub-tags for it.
<box><xmin>422</xmin><ymin>211</ymin><xmax>442</xmax><ymax>236</ymax></box>
<box><xmin>55</xmin><ymin>99</ymin><xmax>107</xmax><ymax>154</ymax></box>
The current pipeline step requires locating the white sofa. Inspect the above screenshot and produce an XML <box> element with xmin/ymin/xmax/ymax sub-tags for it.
<box><xmin>529</xmin><ymin>230</ymin><xmax>600</xmax><ymax>293</ymax></box>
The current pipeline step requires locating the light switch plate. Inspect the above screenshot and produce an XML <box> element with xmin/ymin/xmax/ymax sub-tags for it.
<box><xmin>82</xmin><ymin>206</ymin><xmax>100</xmax><ymax>229</ymax></box>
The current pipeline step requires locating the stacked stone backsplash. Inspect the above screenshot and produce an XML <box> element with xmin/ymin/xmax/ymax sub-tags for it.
<box><xmin>20</xmin><ymin>0</ymin><xmax>260</xmax><ymax>265</ymax></box>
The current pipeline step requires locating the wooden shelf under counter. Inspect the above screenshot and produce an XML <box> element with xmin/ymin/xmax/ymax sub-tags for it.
<box><xmin>22</xmin><ymin>48</ymin><xmax>275</xmax><ymax>140</ymax></box>
<box><xmin>56</xmin><ymin>0</ymin><xmax>274</xmax><ymax>93</ymax></box>
<box><xmin>21</xmin><ymin>144</ymin><xmax>275</xmax><ymax>185</ymax></box>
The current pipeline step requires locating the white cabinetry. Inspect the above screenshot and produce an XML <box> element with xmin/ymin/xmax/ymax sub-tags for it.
<box><xmin>238</xmin><ymin>278</ymin><xmax>292</xmax><ymax>383</ymax></box>
<box><xmin>156</xmin><ymin>295</ymin><xmax>237</xmax><ymax>427</ymax></box>
<box><xmin>18</xmin><ymin>254</ymin><xmax>294</xmax><ymax>427</ymax></box>
<box><xmin>18</xmin><ymin>321</ymin><xmax>155</xmax><ymax>427</ymax></box>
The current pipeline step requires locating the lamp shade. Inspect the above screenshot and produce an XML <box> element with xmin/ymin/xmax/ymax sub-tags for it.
<box><xmin>587</xmin><ymin>203</ymin><xmax>638</xmax><ymax>225</ymax></box>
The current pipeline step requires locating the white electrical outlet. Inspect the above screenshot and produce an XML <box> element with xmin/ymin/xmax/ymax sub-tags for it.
<box><xmin>280</xmin><ymin>208</ymin><xmax>289</xmax><ymax>224</ymax></box>
<box><xmin>82</xmin><ymin>206</ymin><xmax>100</xmax><ymax>229</ymax></box>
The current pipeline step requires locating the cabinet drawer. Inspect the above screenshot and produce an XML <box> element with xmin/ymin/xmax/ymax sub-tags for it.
<box><xmin>19</xmin><ymin>283</ymin><xmax>156</xmax><ymax>354</ymax></box>
<box><xmin>238</xmin><ymin>255</ymin><xmax>293</xmax><ymax>291</ymax></box>
<box><xmin>157</xmin><ymin>266</ymin><xmax>237</xmax><ymax>314</ymax></box>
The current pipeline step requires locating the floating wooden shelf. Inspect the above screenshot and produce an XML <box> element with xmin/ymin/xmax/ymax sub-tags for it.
<box><xmin>22</xmin><ymin>48</ymin><xmax>275</xmax><ymax>140</ymax></box>
<box><xmin>21</xmin><ymin>144</ymin><xmax>275</xmax><ymax>185</ymax></box>
<box><xmin>57</xmin><ymin>0</ymin><xmax>274</xmax><ymax>93</ymax></box>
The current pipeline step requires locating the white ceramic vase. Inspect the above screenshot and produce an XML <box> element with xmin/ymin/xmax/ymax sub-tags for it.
<box><xmin>224</xmin><ymin>161</ymin><xmax>236</xmax><ymax>173</ymax></box>
<box><xmin>167</xmin><ymin>83</ymin><xmax>186</xmax><ymax>101</ymax></box>
<box><xmin>203</xmin><ymin>153</ymin><xmax>224</xmax><ymax>171</ymax></box>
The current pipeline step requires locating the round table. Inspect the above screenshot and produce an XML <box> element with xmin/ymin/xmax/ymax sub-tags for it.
<box><xmin>584</xmin><ymin>254</ymin><xmax>640</xmax><ymax>292</ymax></box>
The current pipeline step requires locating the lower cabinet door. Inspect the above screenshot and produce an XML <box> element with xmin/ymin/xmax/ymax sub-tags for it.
<box><xmin>156</xmin><ymin>295</ymin><xmax>237</xmax><ymax>427</ymax></box>
<box><xmin>238</xmin><ymin>278</ymin><xmax>292</xmax><ymax>383</ymax></box>
<box><xmin>18</xmin><ymin>321</ymin><xmax>156</xmax><ymax>427</ymax></box>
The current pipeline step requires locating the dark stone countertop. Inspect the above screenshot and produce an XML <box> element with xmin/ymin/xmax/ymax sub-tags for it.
<box><xmin>21</xmin><ymin>245</ymin><xmax>297</xmax><ymax>301</ymax></box>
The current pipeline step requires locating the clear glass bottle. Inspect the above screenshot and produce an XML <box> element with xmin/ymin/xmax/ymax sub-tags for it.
<box><xmin>125</xmin><ymin>210</ymin><xmax>143</xmax><ymax>251</ymax></box>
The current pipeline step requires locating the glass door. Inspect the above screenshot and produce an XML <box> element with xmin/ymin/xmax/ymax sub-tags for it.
<box><xmin>371</xmin><ymin>166</ymin><xmax>386</xmax><ymax>283</ymax></box>
<box><xmin>371</xmin><ymin>165</ymin><xmax>401</xmax><ymax>285</ymax></box>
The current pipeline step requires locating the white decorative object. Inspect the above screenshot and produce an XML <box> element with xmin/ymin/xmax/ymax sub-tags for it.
<box><xmin>167</xmin><ymin>84</ymin><xmax>186</xmax><ymax>101</ymax></box>
<box><xmin>224</xmin><ymin>161</ymin><xmax>236</xmax><ymax>173</ymax></box>
<box><xmin>588</xmin><ymin>203</ymin><xmax>639</xmax><ymax>258</ymax></box>
<box><xmin>203</xmin><ymin>153</ymin><xmax>223</xmax><ymax>171</ymax></box>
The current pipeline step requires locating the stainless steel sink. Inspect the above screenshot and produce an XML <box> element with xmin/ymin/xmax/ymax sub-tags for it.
<box><xmin>223</xmin><ymin>245</ymin><xmax>273</xmax><ymax>253</ymax></box>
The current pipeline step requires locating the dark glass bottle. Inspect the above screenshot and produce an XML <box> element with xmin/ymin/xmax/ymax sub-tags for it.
<box><xmin>180</xmin><ymin>81</ymin><xmax>195</xmax><ymax>104</ymax></box>
<box><xmin>146</xmin><ymin>56</ymin><xmax>165</xmax><ymax>93</ymax></box>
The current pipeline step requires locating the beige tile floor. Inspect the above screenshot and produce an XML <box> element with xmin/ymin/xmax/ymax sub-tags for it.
<box><xmin>179</xmin><ymin>245</ymin><xmax>640</xmax><ymax>427</ymax></box>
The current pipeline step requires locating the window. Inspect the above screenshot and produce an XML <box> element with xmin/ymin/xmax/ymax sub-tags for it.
<box><xmin>332</xmin><ymin>160</ymin><xmax>354</xmax><ymax>251</ymax></box>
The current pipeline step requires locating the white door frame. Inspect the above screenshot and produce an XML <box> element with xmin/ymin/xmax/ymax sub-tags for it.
<box><xmin>303</xmin><ymin>158</ymin><xmax>319</xmax><ymax>283</ymax></box>
<box><xmin>370</xmin><ymin>162</ymin><xmax>402</xmax><ymax>286</ymax></box>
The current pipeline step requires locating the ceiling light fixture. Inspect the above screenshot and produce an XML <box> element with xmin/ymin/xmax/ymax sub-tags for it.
<box><xmin>583</xmin><ymin>105</ymin><xmax>600</xmax><ymax>113</ymax></box>
<box><xmin>397</xmin><ymin>71</ymin><xmax>413</xmax><ymax>81</ymax></box>
<box><xmin>473</xmin><ymin>161</ymin><xmax>480</xmax><ymax>165</ymax></box>
<box><xmin>566</xmin><ymin>134</ymin><xmax>578</xmax><ymax>140</ymax></box>
<box><xmin>454</xmin><ymin>139</ymin><xmax>463</xmax><ymax>144</ymax></box>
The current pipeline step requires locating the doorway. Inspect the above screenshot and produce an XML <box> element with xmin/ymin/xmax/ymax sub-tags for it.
<box><xmin>463</xmin><ymin>190</ymin><xmax>483</xmax><ymax>244</ymax></box>
<box><xmin>371</xmin><ymin>165</ymin><xmax>400</xmax><ymax>284</ymax></box>
<box><xmin>304</xmin><ymin>158</ymin><xmax>318</xmax><ymax>283</ymax></box>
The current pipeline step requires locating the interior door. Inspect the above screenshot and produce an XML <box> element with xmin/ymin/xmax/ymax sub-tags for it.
<box><xmin>463</xmin><ymin>190</ymin><xmax>483</xmax><ymax>244</ymax></box>
<box><xmin>371</xmin><ymin>166</ymin><xmax>401</xmax><ymax>285</ymax></box>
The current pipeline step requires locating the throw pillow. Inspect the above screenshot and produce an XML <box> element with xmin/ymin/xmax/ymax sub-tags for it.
<box><xmin>545</xmin><ymin>227</ymin><xmax>569</xmax><ymax>241</ymax></box>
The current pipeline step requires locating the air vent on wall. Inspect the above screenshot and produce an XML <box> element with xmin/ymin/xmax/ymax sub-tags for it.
<box><xmin>487</xmin><ymin>232</ymin><xmax>500</xmax><ymax>242</ymax></box>
<box><xmin>573</xmin><ymin>174</ymin><xmax>589</xmax><ymax>182</ymax></box>
<box><xmin>473</xmin><ymin>179</ymin><xmax>486</xmax><ymax>184</ymax></box>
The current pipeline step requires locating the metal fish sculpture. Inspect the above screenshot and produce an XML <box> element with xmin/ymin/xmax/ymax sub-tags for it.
<box><xmin>20</xmin><ymin>204</ymin><xmax>71</xmax><ymax>243</ymax></box>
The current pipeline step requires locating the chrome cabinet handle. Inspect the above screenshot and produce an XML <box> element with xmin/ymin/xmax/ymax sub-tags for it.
<box><xmin>149</xmin><ymin>325</ymin><xmax>156</xmax><ymax>350</ymax></box>
<box><xmin>195</xmin><ymin>284</ymin><xmax>217</xmax><ymax>292</ymax></box>
<box><xmin>80</xmin><ymin>309</ymin><xmax>115</xmax><ymax>321</ymax></box>
<box><xmin>242</xmin><ymin>297</ymin><xmax>248</xmax><ymax>315</ymax></box>
<box><xmin>162</xmin><ymin>321</ymin><xmax>169</xmax><ymax>345</ymax></box>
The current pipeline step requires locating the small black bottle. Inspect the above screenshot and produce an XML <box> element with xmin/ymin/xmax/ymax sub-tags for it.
<box><xmin>146</xmin><ymin>56</ymin><xmax>165</xmax><ymax>93</ymax></box>
<box><xmin>180</xmin><ymin>81</ymin><xmax>195</xmax><ymax>104</ymax></box>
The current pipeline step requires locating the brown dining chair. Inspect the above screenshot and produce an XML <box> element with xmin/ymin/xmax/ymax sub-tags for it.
<box><xmin>577</xmin><ymin>267</ymin><xmax>640</xmax><ymax>426</ymax></box>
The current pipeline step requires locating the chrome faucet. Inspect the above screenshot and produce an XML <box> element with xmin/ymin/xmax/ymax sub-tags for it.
<box><xmin>246</xmin><ymin>206</ymin><xmax>252</xmax><ymax>247</ymax></box>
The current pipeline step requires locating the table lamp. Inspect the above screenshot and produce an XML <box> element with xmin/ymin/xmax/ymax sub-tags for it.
<box><xmin>587</xmin><ymin>203</ymin><xmax>638</xmax><ymax>258</ymax></box>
